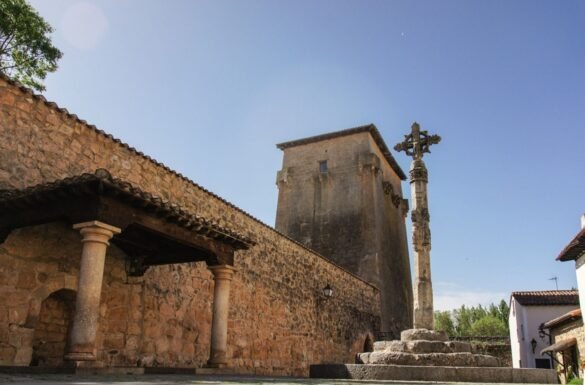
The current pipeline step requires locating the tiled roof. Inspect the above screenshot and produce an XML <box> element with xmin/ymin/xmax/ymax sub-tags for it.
<box><xmin>543</xmin><ymin>309</ymin><xmax>582</xmax><ymax>330</ymax></box>
<box><xmin>557</xmin><ymin>227</ymin><xmax>585</xmax><ymax>262</ymax></box>
<box><xmin>0</xmin><ymin>169</ymin><xmax>254</xmax><ymax>248</ymax></box>
<box><xmin>0</xmin><ymin>72</ymin><xmax>379</xmax><ymax>290</ymax></box>
<box><xmin>510</xmin><ymin>290</ymin><xmax>579</xmax><ymax>306</ymax></box>
<box><xmin>276</xmin><ymin>124</ymin><xmax>407</xmax><ymax>180</ymax></box>
<box><xmin>540</xmin><ymin>337</ymin><xmax>577</xmax><ymax>354</ymax></box>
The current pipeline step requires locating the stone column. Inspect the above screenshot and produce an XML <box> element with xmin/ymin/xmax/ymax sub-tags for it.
<box><xmin>410</xmin><ymin>160</ymin><xmax>434</xmax><ymax>330</ymax></box>
<box><xmin>395</xmin><ymin>122</ymin><xmax>440</xmax><ymax>331</ymax></box>
<box><xmin>206</xmin><ymin>264</ymin><xmax>236</xmax><ymax>368</ymax></box>
<box><xmin>64</xmin><ymin>221</ymin><xmax>121</xmax><ymax>361</ymax></box>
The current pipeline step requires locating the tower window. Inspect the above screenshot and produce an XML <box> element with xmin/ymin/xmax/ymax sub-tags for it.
<box><xmin>319</xmin><ymin>160</ymin><xmax>328</xmax><ymax>173</ymax></box>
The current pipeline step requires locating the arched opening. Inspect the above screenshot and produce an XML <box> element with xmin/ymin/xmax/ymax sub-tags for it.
<box><xmin>30</xmin><ymin>289</ymin><xmax>76</xmax><ymax>366</ymax></box>
<box><xmin>363</xmin><ymin>334</ymin><xmax>374</xmax><ymax>352</ymax></box>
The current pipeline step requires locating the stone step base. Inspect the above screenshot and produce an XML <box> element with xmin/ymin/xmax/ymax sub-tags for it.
<box><xmin>401</xmin><ymin>328</ymin><xmax>448</xmax><ymax>341</ymax></box>
<box><xmin>310</xmin><ymin>364</ymin><xmax>558</xmax><ymax>384</ymax></box>
<box><xmin>73</xmin><ymin>367</ymin><xmax>145</xmax><ymax>375</ymax></box>
<box><xmin>374</xmin><ymin>339</ymin><xmax>473</xmax><ymax>353</ymax></box>
<box><xmin>359</xmin><ymin>351</ymin><xmax>500</xmax><ymax>367</ymax></box>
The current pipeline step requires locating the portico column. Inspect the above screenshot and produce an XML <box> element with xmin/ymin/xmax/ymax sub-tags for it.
<box><xmin>206</xmin><ymin>264</ymin><xmax>236</xmax><ymax>368</ymax></box>
<box><xmin>65</xmin><ymin>221</ymin><xmax>121</xmax><ymax>361</ymax></box>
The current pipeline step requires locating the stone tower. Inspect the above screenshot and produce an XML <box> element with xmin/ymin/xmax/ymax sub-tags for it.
<box><xmin>275</xmin><ymin>124</ymin><xmax>413</xmax><ymax>336</ymax></box>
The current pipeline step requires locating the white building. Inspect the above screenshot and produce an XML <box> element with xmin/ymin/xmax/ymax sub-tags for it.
<box><xmin>509</xmin><ymin>290</ymin><xmax>579</xmax><ymax>369</ymax></box>
<box><xmin>556</xmin><ymin>214</ymin><xmax>585</xmax><ymax>316</ymax></box>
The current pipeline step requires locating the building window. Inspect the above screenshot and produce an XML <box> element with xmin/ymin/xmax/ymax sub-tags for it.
<box><xmin>319</xmin><ymin>160</ymin><xmax>328</xmax><ymax>173</ymax></box>
<box><xmin>520</xmin><ymin>324</ymin><xmax>525</xmax><ymax>341</ymax></box>
<box><xmin>535</xmin><ymin>358</ymin><xmax>551</xmax><ymax>369</ymax></box>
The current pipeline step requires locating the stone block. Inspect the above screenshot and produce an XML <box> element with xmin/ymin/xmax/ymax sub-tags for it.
<box><xmin>0</xmin><ymin>343</ymin><xmax>16</xmax><ymax>364</ymax></box>
<box><xmin>8</xmin><ymin>305</ymin><xmax>28</xmax><ymax>325</ymax></box>
<box><xmin>13</xmin><ymin>346</ymin><xmax>33</xmax><ymax>366</ymax></box>
<box><xmin>445</xmin><ymin>340</ymin><xmax>472</xmax><ymax>353</ymax></box>
<box><xmin>309</xmin><ymin>364</ymin><xmax>558</xmax><ymax>383</ymax></box>
<box><xmin>400</xmin><ymin>328</ymin><xmax>448</xmax><ymax>341</ymax></box>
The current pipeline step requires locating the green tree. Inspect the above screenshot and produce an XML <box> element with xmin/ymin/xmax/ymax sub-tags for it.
<box><xmin>437</xmin><ymin>300</ymin><xmax>511</xmax><ymax>337</ymax></box>
<box><xmin>497</xmin><ymin>299</ymin><xmax>510</xmax><ymax>326</ymax></box>
<box><xmin>453</xmin><ymin>305</ymin><xmax>474</xmax><ymax>336</ymax></box>
<box><xmin>0</xmin><ymin>0</ymin><xmax>62</xmax><ymax>91</ymax></box>
<box><xmin>434</xmin><ymin>311</ymin><xmax>455</xmax><ymax>336</ymax></box>
<box><xmin>469</xmin><ymin>316</ymin><xmax>508</xmax><ymax>336</ymax></box>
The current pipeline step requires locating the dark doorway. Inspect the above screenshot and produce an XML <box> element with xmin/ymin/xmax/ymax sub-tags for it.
<box><xmin>363</xmin><ymin>335</ymin><xmax>374</xmax><ymax>352</ymax></box>
<box><xmin>30</xmin><ymin>289</ymin><xmax>76</xmax><ymax>366</ymax></box>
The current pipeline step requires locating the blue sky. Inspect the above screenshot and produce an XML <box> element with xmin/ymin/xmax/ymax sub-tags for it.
<box><xmin>28</xmin><ymin>0</ymin><xmax>585</xmax><ymax>310</ymax></box>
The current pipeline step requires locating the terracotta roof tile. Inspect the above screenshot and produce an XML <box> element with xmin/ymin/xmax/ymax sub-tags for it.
<box><xmin>0</xmin><ymin>169</ymin><xmax>255</xmax><ymax>248</ymax></box>
<box><xmin>510</xmin><ymin>290</ymin><xmax>579</xmax><ymax>306</ymax></box>
<box><xmin>557</xmin><ymin>227</ymin><xmax>585</xmax><ymax>262</ymax></box>
<box><xmin>543</xmin><ymin>308</ymin><xmax>582</xmax><ymax>330</ymax></box>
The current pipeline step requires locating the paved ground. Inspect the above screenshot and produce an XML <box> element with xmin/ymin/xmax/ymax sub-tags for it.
<box><xmin>0</xmin><ymin>374</ymin><xmax>434</xmax><ymax>385</ymax></box>
<box><xmin>0</xmin><ymin>373</ymin><xmax>539</xmax><ymax>385</ymax></box>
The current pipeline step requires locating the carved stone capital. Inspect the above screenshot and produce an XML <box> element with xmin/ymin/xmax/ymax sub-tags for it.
<box><xmin>413</xmin><ymin>224</ymin><xmax>432</xmax><ymax>249</ymax></box>
<box><xmin>409</xmin><ymin>161</ymin><xmax>428</xmax><ymax>182</ymax></box>
<box><xmin>411</xmin><ymin>208</ymin><xmax>430</xmax><ymax>224</ymax></box>
<box><xmin>382</xmin><ymin>181</ymin><xmax>402</xmax><ymax>208</ymax></box>
<box><xmin>276</xmin><ymin>168</ymin><xmax>290</xmax><ymax>186</ymax></box>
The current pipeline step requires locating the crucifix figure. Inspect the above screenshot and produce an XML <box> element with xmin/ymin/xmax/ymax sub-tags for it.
<box><xmin>395</xmin><ymin>122</ymin><xmax>441</xmax><ymax>330</ymax></box>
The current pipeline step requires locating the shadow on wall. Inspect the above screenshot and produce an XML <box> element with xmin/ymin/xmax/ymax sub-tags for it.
<box><xmin>30</xmin><ymin>289</ymin><xmax>76</xmax><ymax>367</ymax></box>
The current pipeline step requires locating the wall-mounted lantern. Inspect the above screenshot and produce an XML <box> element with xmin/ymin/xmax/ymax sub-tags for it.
<box><xmin>531</xmin><ymin>338</ymin><xmax>538</xmax><ymax>354</ymax></box>
<box><xmin>322</xmin><ymin>284</ymin><xmax>333</xmax><ymax>299</ymax></box>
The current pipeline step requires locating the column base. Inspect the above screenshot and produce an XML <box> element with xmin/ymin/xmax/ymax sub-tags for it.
<box><xmin>204</xmin><ymin>360</ymin><xmax>228</xmax><ymax>369</ymax></box>
<box><xmin>63</xmin><ymin>352</ymin><xmax>97</xmax><ymax>362</ymax></box>
<box><xmin>197</xmin><ymin>366</ymin><xmax>234</xmax><ymax>375</ymax></box>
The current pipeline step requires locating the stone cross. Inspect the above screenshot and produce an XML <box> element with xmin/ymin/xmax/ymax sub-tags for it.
<box><xmin>394</xmin><ymin>122</ymin><xmax>441</xmax><ymax>161</ymax></box>
<box><xmin>394</xmin><ymin>122</ymin><xmax>441</xmax><ymax>330</ymax></box>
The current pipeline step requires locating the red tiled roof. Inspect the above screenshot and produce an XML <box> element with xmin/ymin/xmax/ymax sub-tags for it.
<box><xmin>510</xmin><ymin>290</ymin><xmax>579</xmax><ymax>306</ymax></box>
<box><xmin>0</xmin><ymin>169</ymin><xmax>255</xmax><ymax>248</ymax></box>
<box><xmin>541</xmin><ymin>338</ymin><xmax>577</xmax><ymax>354</ymax></box>
<box><xmin>557</xmin><ymin>227</ymin><xmax>585</xmax><ymax>262</ymax></box>
<box><xmin>276</xmin><ymin>124</ymin><xmax>407</xmax><ymax>180</ymax></box>
<box><xmin>543</xmin><ymin>309</ymin><xmax>582</xmax><ymax>330</ymax></box>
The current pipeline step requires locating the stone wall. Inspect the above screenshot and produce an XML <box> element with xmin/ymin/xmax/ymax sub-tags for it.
<box><xmin>473</xmin><ymin>343</ymin><xmax>513</xmax><ymax>367</ymax></box>
<box><xmin>0</xmin><ymin>75</ymin><xmax>380</xmax><ymax>376</ymax></box>
<box><xmin>550</xmin><ymin>319</ymin><xmax>584</xmax><ymax>381</ymax></box>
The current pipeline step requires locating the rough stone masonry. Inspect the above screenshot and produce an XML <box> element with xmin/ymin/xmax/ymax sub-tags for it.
<box><xmin>275</xmin><ymin>126</ymin><xmax>413</xmax><ymax>338</ymax></box>
<box><xmin>0</xmin><ymin>73</ymin><xmax>380</xmax><ymax>376</ymax></box>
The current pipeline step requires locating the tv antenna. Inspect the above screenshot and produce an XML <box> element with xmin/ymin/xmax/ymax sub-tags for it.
<box><xmin>549</xmin><ymin>276</ymin><xmax>558</xmax><ymax>290</ymax></box>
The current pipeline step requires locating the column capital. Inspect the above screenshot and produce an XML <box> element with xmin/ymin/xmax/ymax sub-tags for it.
<box><xmin>208</xmin><ymin>264</ymin><xmax>236</xmax><ymax>281</ymax></box>
<box><xmin>409</xmin><ymin>159</ymin><xmax>428</xmax><ymax>182</ymax></box>
<box><xmin>73</xmin><ymin>220</ymin><xmax>121</xmax><ymax>246</ymax></box>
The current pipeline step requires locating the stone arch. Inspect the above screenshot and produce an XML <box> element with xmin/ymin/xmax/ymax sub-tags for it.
<box><xmin>30</xmin><ymin>288</ymin><xmax>76</xmax><ymax>367</ymax></box>
<box><xmin>363</xmin><ymin>334</ymin><xmax>374</xmax><ymax>352</ymax></box>
<box><xmin>26</xmin><ymin>273</ymin><xmax>78</xmax><ymax>329</ymax></box>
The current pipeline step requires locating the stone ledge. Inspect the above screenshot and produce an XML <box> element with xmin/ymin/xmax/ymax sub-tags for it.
<box><xmin>73</xmin><ymin>367</ymin><xmax>145</xmax><ymax>375</ymax></box>
<box><xmin>359</xmin><ymin>351</ymin><xmax>500</xmax><ymax>367</ymax></box>
<box><xmin>195</xmin><ymin>367</ymin><xmax>235</xmax><ymax>375</ymax></box>
<box><xmin>401</xmin><ymin>328</ymin><xmax>448</xmax><ymax>341</ymax></box>
<box><xmin>373</xmin><ymin>339</ymin><xmax>473</xmax><ymax>353</ymax></box>
<box><xmin>309</xmin><ymin>364</ymin><xmax>558</xmax><ymax>384</ymax></box>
